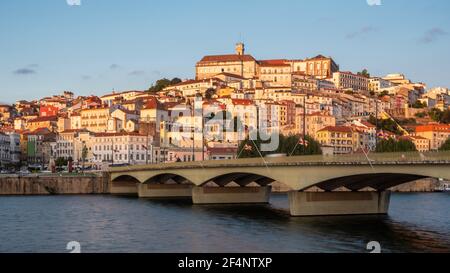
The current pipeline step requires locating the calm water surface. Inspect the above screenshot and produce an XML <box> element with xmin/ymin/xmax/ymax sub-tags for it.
<box><xmin>0</xmin><ymin>193</ymin><xmax>449</xmax><ymax>253</ymax></box>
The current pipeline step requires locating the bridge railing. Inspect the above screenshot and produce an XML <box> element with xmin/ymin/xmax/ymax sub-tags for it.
<box><xmin>109</xmin><ymin>151</ymin><xmax>450</xmax><ymax>172</ymax></box>
<box><xmin>281</xmin><ymin>151</ymin><xmax>450</xmax><ymax>164</ymax></box>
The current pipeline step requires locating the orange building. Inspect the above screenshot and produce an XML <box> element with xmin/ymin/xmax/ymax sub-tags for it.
<box><xmin>415</xmin><ymin>124</ymin><xmax>450</xmax><ymax>150</ymax></box>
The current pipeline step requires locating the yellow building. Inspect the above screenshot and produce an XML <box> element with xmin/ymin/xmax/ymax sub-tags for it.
<box><xmin>258</xmin><ymin>60</ymin><xmax>292</xmax><ymax>87</ymax></box>
<box><xmin>217</xmin><ymin>87</ymin><xmax>235</xmax><ymax>98</ymax></box>
<box><xmin>26</xmin><ymin>116</ymin><xmax>58</xmax><ymax>132</ymax></box>
<box><xmin>296</xmin><ymin>112</ymin><xmax>336</xmax><ymax>137</ymax></box>
<box><xmin>316</xmin><ymin>126</ymin><xmax>359</xmax><ymax>154</ymax></box>
<box><xmin>80</xmin><ymin>106</ymin><xmax>111</xmax><ymax>133</ymax></box>
<box><xmin>400</xmin><ymin>135</ymin><xmax>430</xmax><ymax>152</ymax></box>
<box><xmin>415</xmin><ymin>124</ymin><xmax>450</xmax><ymax>150</ymax></box>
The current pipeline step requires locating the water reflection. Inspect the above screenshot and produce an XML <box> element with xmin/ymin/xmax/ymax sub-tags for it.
<box><xmin>0</xmin><ymin>193</ymin><xmax>449</xmax><ymax>253</ymax></box>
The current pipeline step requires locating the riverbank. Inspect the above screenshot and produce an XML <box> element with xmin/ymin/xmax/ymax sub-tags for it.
<box><xmin>0</xmin><ymin>173</ymin><xmax>110</xmax><ymax>195</ymax></box>
<box><xmin>0</xmin><ymin>174</ymin><xmax>444</xmax><ymax>195</ymax></box>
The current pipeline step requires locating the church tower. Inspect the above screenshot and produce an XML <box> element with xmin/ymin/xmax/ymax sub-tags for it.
<box><xmin>235</xmin><ymin>42</ymin><xmax>245</xmax><ymax>55</ymax></box>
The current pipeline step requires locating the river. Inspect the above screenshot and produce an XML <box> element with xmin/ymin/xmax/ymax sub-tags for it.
<box><xmin>0</xmin><ymin>193</ymin><xmax>449</xmax><ymax>253</ymax></box>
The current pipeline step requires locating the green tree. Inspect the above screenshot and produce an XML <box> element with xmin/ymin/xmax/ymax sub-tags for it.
<box><xmin>357</xmin><ymin>69</ymin><xmax>370</xmax><ymax>78</ymax></box>
<box><xmin>148</xmin><ymin>77</ymin><xmax>182</xmax><ymax>93</ymax></box>
<box><xmin>439</xmin><ymin>137</ymin><xmax>450</xmax><ymax>151</ymax></box>
<box><xmin>441</xmin><ymin>109</ymin><xmax>450</xmax><ymax>123</ymax></box>
<box><xmin>170</xmin><ymin>78</ymin><xmax>182</xmax><ymax>85</ymax></box>
<box><xmin>55</xmin><ymin>157</ymin><xmax>68</xmax><ymax>169</ymax></box>
<box><xmin>415</xmin><ymin>112</ymin><xmax>426</xmax><ymax>118</ymax></box>
<box><xmin>376</xmin><ymin>138</ymin><xmax>417</xmax><ymax>153</ymax></box>
<box><xmin>237</xmin><ymin>134</ymin><xmax>322</xmax><ymax>158</ymax></box>
<box><xmin>204</xmin><ymin>88</ymin><xmax>217</xmax><ymax>100</ymax></box>
<box><xmin>428</xmin><ymin>108</ymin><xmax>443</xmax><ymax>122</ymax></box>
<box><xmin>412</xmin><ymin>100</ymin><xmax>427</xmax><ymax>109</ymax></box>
<box><xmin>368</xmin><ymin>115</ymin><xmax>402</xmax><ymax>135</ymax></box>
<box><xmin>81</xmin><ymin>145</ymin><xmax>88</xmax><ymax>172</ymax></box>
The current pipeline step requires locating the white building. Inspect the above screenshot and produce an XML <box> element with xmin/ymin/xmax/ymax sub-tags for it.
<box><xmin>0</xmin><ymin>132</ymin><xmax>11</xmax><ymax>167</ymax></box>
<box><xmin>91</xmin><ymin>132</ymin><xmax>152</xmax><ymax>166</ymax></box>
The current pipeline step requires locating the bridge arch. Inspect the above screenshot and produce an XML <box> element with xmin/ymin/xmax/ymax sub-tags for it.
<box><xmin>305</xmin><ymin>173</ymin><xmax>428</xmax><ymax>192</ymax></box>
<box><xmin>143</xmin><ymin>173</ymin><xmax>194</xmax><ymax>185</ymax></box>
<box><xmin>111</xmin><ymin>174</ymin><xmax>141</xmax><ymax>184</ymax></box>
<box><xmin>199</xmin><ymin>172</ymin><xmax>277</xmax><ymax>187</ymax></box>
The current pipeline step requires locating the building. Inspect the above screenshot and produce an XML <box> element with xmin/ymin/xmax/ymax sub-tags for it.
<box><xmin>0</xmin><ymin>132</ymin><xmax>11</xmax><ymax>167</ymax></box>
<box><xmin>196</xmin><ymin>43</ymin><xmax>258</xmax><ymax>80</ymax></box>
<box><xmin>39</xmin><ymin>105</ymin><xmax>59</xmax><ymax>117</ymax></box>
<box><xmin>332</xmin><ymin>71</ymin><xmax>369</xmax><ymax>91</ymax></box>
<box><xmin>415</xmin><ymin>124</ymin><xmax>450</xmax><ymax>150</ymax></box>
<box><xmin>25</xmin><ymin>128</ymin><xmax>56</xmax><ymax>166</ymax></box>
<box><xmin>258</xmin><ymin>60</ymin><xmax>292</xmax><ymax>87</ymax></box>
<box><xmin>100</xmin><ymin>90</ymin><xmax>145</xmax><ymax>107</ymax></box>
<box><xmin>400</xmin><ymin>135</ymin><xmax>430</xmax><ymax>152</ymax></box>
<box><xmin>207</xmin><ymin>147</ymin><xmax>237</xmax><ymax>160</ymax></box>
<box><xmin>369</xmin><ymin>77</ymin><xmax>393</xmax><ymax>93</ymax></box>
<box><xmin>80</xmin><ymin>106</ymin><xmax>112</xmax><ymax>132</ymax></box>
<box><xmin>298</xmin><ymin>55</ymin><xmax>339</xmax><ymax>79</ymax></box>
<box><xmin>296</xmin><ymin>112</ymin><xmax>336</xmax><ymax>137</ymax></box>
<box><xmin>316</xmin><ymin>126</ymin><xmax>360</xmax><ymax>154</ymax></box>
<box><xmin>26</xmin><ymin>116</ymin><xmax>58</xmax><ymax>132</ymax></box>
<box><xmin>383</xmin><ymin>73</ymin><xmax>411</xmax><ymax>86</ymax></box>
<box><xmin>91</xmin><ymin>132</ymin><xmax>151</xmax><ymax>166</ymax></box>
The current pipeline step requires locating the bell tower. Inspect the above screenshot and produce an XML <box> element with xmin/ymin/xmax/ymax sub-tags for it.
<box><xmin>235</xmin><ymin>42</ymin><xmax>245</xmax><ymax>56</ymax></box>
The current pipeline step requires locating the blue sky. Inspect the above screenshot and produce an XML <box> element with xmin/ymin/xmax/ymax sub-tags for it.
<box><xmin>0</xmin><ymin>0</ymin><xmax>449</xmax><ymax>103</ymax></box>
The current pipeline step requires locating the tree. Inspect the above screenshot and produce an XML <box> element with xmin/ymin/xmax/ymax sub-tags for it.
<box><xmin>148</xmin><ymin>77</ymin><xmax>182</xmax><ymax>93</ymax></box>
<box><xmin>376</xmin><ymin>138</ymin><xmax>417</xmax><ymax>153</ymax></box>
<box><xmin>237</xmin><ymin>134</ymin><xmax>322</xmax><ymax>158</ymax></box>
<box><xmin>204</xmin><ymin>88</ymin><xmax>217</xmax><ymax>100</ymax></box>
<box><xmin>81</xmin><ymin>145</ymin><xmax>88</xmax><ymax>172</ymax></box>
<box><xmin>357</xmin><ymin>69</ymin><xmax>370</xmax><ymax>78</ymax></box>
<box><xmin>439</xmin><ymin>137</ymin><xmax>450</xmax><ymax>151</ymax></box>
<box><xmin>415</xmin><ymin>112</ymin><xmax>426</xmax><ymax>118</ymax></box>
<box><xmin>368</xmin><ymin>115</ymin><xmax>403</xmax><ymax>135</ymax></box>
<box><xmin>441</xmin><ymin>109</ymin><xmax>450</xmax><ymax>124</ymax></box>
<box><xmin>428</xmin><ymin>108</ymin><xmax>443</xmax><ymax>122</ymax></box>
<box><xmin>170</xmin><ymin>78</ymin><xmax>182</xmax><ymax>85</ymax></box>
<box><xmin>412</xmin><ymin>100</ymin><xmax>427</xmax><ymax>109</ymax></box>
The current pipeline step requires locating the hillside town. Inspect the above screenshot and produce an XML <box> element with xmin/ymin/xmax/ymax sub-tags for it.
<box><xmin>1</xmin><ymin>43</ymin><xmax>450</xmax><ymax>172</ymax></box>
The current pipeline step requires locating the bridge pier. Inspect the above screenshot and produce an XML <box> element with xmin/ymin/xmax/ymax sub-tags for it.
<box><xmin>138</xmin><ymin>184</ymin><xmax>193</xmax><ymax>199</ymax></box>
<box><xmin>192</xmin><ymin>186</ymin><xmax>271</xmax><ymax>204</ymax></box>
<box><xmin>288</xmin><ymin>191</ymin><xmax>391</xmax><ymax>216</ymax></box>
<box><xmin>110</xmin><ymin>181</ymin><xmax>138</xmax><ymax>196</ymax></box>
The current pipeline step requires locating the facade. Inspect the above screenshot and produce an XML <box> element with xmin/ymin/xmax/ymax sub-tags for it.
<box><xmin>332</xmin><ymin>71</ymin><xmax>369</xmax><ymax>91</ymax></box>
<box><xmin>196</xmin><ymin>43</ymin><xmax>258</xmax><ymax>80</ymax></box>
<box><xmin>383</xmin><ymin>74</ymin><xmax>411</xmax><ymax>86</ymax></box>
<box><xmin>369</xmin><ymin>77</ymin><xmax>393</xmax><ymax>93</ymax></box>
<box><xmin>26</xmin><ymin>116</ymin><xmax>58</xmax><ymax>132</ymax></box>
<box><xmin>258</xmin><ymin>60</ymin><xmax>292</xmax><ymax>87</ymax></box>
<box><xmin>80</xmin><ymin>106</ymin><xmax>111</xmax><ymax>132</ymax></box>
<box><xmin>415</xmin><ymin>124</ymin><xmax>450</xmax><ymax>150</ymax></box>
<box><xmin>316</xmin><ymin>126</ymin><xmax>360</xmax><ymax>154</ymax></box>
<box><xmin>0</xmin><ymin>132</ymin><xmax>11</xmax><ymax>167</ymax></box>
<box><xmin>296</xmin><ymin>112</ymin><xmax>336</xmax><ymax>137</ymax></box>
<box><xmin>91</xmin><ymin>132</ymin><xmax>150</xmax><ymax>166</ymax></box>
<box><xmin>298</xmin><ymin>55</ymin><xmax>339</xmax><ymax>79</ymax></box>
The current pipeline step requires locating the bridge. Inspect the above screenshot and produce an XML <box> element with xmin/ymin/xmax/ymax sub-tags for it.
<box><xmin>109</xmin><ymin>151</ymin><xmax>450</xmax><ymax>216</ymax></box>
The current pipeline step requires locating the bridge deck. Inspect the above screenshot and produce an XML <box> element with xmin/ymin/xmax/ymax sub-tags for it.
<box><xmin>110</xmin><ymin>151</ymin><xmax>450</xmax><ymax>173</ymax></box>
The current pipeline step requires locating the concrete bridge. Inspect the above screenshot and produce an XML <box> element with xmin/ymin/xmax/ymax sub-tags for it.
<box><xmin>109</xmin><ymin>152</ymin><xmax>450</xmax><ymax>216</ymax></box>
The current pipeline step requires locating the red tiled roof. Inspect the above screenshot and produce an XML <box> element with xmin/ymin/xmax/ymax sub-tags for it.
<box><xmin>231</xmin><ymin>99</ymin><xmax>254</xmax><ymax>106</ymax></box>
<box><xmin>318</xmin><ymin>126</ymin><xmax>353</xmax><ymax>133</ymax></box>
<box><xmin>198</xmin><ymin>54</ymin><xmax>256</xmax><ymax>63</ymax></box>
<box><xmin>258</xmin><ymin>59</ymin><xmax>290</xmax><ymax>67</ymax></box>
<box><xmin>93</xmin><ymin>132</ymin><xmax>145</xmax><ymax>137</ymax></box>
<box><xmin>28</xmin><ymin>116</ymin><xmax>58</xmax><ymax>123</ymax></box>
<box><xmin>416</xmin><ymin>124</ymin><xmax>450</xmax><ymax>133</ymax></box>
